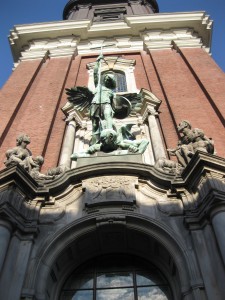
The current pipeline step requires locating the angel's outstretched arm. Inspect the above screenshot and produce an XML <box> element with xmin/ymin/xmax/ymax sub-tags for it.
<box><xmin>94</xmin><ymin>55</ymin><xmax>104</xmax><ymax>87</ymax></box>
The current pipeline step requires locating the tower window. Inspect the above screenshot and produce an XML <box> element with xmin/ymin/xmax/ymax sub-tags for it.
<box><xmin>94</xmin><ymin>7</ymin><xmax>127</xmax><ymax>22</ymax></box>
<box><xmin>102</xmin><ymin>71</ymin><xmax>127</xmax><ymax>93</ymax></box>
<box><xmin>60</xmin><ymin>255</ymin><xmax>172</xmax><ymax>300</ymax></box>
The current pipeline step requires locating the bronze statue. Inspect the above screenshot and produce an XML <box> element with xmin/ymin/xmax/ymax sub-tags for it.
<box><xmin>66</xmin><ymin>54</ymin><xmax>132</xmax><ymax>145</ymax></box>
<box><xmin>66</xmin><ymin>54</ymin><xmax>149</xmax><ymax>159</ymax></box>
<box><xmin>91</xmin><ymin>54</ymin><xmax>116</xmax><ymax>144</ymax></box>
<box><xmin>71</xmin><ymin>126</ymin><xmax>149</xmax><ymax>160</ymax></box>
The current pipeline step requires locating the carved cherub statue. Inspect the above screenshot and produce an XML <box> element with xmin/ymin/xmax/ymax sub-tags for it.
<box><xmin>167</xmin><ymin>120</ymin><xmax>214</xmax><ymax>167</ymax></box>
<box><xmin>27</xmin><ymin>156</ymin><xmax>55</xmax><ymax>181</ymax></box>
<box><xmin>4</xmin><ymin>134</ymin><xmax>64</xmax><ymax>183</ymax></box>
<box><xmin>4</xmin><ymin>134</ymin><xmax>32</xmax><ymax>168</ymax></box>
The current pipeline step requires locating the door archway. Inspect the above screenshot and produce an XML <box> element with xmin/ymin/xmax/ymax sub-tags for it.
<box><xmin>29</xmin><ymin>214</ymin><xmax>202</xmax><ymax>300</ymax></box>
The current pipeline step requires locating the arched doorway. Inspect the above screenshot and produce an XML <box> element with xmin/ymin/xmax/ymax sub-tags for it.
<box><xmin>59</xmin><ymin>254</ymin><xmax>172</xmax><ymax>300</ymax></box>
<box><xmin>31</xmin><ymin>214</ymin><xmax>200</xmax><ymax>300</ymax></box>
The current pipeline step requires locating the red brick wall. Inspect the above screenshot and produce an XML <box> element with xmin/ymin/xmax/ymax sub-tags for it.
<box><xmin>148</xmin><ymin>48</ymin><xmax>225</xmax><ymax>158</ymax></box>
<box><xmin>43</xmin><ymin>55</ymin><xmax>82</xmax><ymax>171</ymax></box>
<box><xmin>1</xmin><ymin>50</ymin><xmax>225</xmax><ymax>171</ymax></box>
<box><xmin>180</xmin><ymin>48</ymin><xmax>225</xmax><ymax>124</ymax></box>
<box><xmin>0</xmin><ymin>59</ymin><xmax>43</xmax><ymax>145</ymax></box>
<box><xmin>0</xmin><ymin>56</ymin><xmax>73</xmax><ymax>170</ymax></box>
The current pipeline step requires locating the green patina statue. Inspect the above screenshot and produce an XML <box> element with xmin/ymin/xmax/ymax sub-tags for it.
<box><xmin>66</xmin><ymin>54</ymin><xmax>149</xmax><ymax>159</ymax></box>
<box><xmin>91</xmin><ymin>54</ymin><xmax>116</xmax><ymax>144</ymax></box>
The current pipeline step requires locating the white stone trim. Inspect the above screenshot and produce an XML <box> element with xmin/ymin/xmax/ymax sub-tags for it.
<box><xmin>77</xmin><ymin>37</ymin><xmax>143</xmax><ymax>55</ymax></box>
<box><xmin>142</xmin><ymin>28</ymin><xmax>204</xmax><ymax>51</ymax></box>
<box><xmin>18</xmin><ymin>36</ymin><xmax>79</xmax><ymax>61</ymax></box>
<box><xmin>9</xmin><ymin>11</ymin><xmax>212</xmax><ymax>62</ymax></box>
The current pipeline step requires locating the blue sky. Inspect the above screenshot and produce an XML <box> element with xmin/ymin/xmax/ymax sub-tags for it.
<box><xmin>0</xmin><ymin>0</ymin><xmax>225</xmax><ymax>88</ymax></box>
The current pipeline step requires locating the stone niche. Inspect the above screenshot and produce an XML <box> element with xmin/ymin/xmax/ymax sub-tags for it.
<box><xmin>60</xmin><ymin>56</ymin><xmax>165</xmax><ymax>169</ymax></box>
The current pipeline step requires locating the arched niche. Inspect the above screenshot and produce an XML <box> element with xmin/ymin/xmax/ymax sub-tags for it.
<box><xmin>86</xmin><ymin>56</ymin><xmax>138</xmax><ymax>93</ymax></box>
<box><xmin>25</xmin><ymin>214</ymin><xmax>203</xmax><ymax>300</ymax></box>
<box><xmin>60</xmin><ymin>87</ymin><xmax>165</xmax><ymax>169</ymax></box>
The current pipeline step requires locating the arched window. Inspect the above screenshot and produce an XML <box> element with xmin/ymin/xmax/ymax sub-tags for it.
<box><xmin>102</xmin><ymin>71</ymin><xmax>127</xmax><ymax>92</ymax></box>
<box><xmin>60</xmin><ymin>255</ymin><xmax>172</xmax><ymax>300</ymax></box>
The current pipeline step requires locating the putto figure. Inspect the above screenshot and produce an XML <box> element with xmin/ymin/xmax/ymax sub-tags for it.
<box><xmin>4</xmin><ymin>134</ymin><xmax>32</xmax><ymax>168</ymax></box>
<box><xmin>4</xmin><ymin>134</ymin><xmax>64</xmax><ymax>183</ymax></box>
<box><xmin>167</xmin><ymin>120</ymin><xmax>214</xmax><ymax>167</ymax></box>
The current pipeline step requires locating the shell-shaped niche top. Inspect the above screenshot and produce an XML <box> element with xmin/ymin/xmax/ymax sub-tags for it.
<box><xmin>63</xmin><ymin>0</ymin><xmax>159</xmax><ymax>21</ymax></box>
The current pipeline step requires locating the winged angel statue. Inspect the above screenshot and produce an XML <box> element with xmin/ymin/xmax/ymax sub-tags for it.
<box><xmin>66</xmin><ymin>54</ymin><xmax>149</xmax><ymax>159</ymax></box>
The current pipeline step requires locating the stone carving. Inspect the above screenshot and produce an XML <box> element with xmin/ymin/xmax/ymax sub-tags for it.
<box><xmin>4</xmin><ymin>134</ymin><xmax>32</xmax><ymax>168</ymax></box>
<box><xmin>83</xmin><ymin>176</ymin><xmax>137</xmax><ymax>206</ymax></box>
<box><xmin>167</xmin><ymin>120</ymin><xmax>214</xmax><ymax>167</ymax></box>
<box><xmin>154</xmin><ymin>157</ymin><xmax>184</xmax><ymax>175</ymax></box>
<box><xmin>25</xmin><ymin>156</ymin><xmax>55</xmax><ymax>182</ymax></box>
<box><xmin>4</xmin><ymin>135</ymin><xmax>65</xmax><ymax>183</ymax></box>
<box><xmin>66</xmin><ymin>54</ymin><xmax>149</xmax><ymax>159</ymax></box>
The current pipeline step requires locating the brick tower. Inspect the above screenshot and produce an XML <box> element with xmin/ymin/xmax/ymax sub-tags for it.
<box><xmin>0</xmin><ymin>1</ymin><xmax>225</xmax><ymax>299</ymax></box>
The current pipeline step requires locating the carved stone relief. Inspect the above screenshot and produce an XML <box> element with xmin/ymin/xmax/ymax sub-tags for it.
<box><xmin>83</xmin><ymin>175</ymin><xmax>138</xmax><ymax>206</ymax></box>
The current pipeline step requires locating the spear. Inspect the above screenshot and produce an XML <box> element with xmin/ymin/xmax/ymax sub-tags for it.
<box><xmin>91</xmin><ymin>43</ymin><xmax>115</xmax><ymax>134</ymax></box>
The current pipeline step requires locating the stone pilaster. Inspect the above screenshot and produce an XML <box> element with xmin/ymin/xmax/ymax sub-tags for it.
<box><xmin>0</xmin><ymin>220</ymin><xmax>13</xmax><ymax>273</ymax></box>
<box><xmin>59</xmin><ymin>118</ymin><xmax>77</xmax><ymax>169</ymax></box>
<box><xmin>147</xmin><ymin>107</ymin><xmax>167</xmax><ymax>161</ymax></box>
<box><xmin>211</xmin><ymin>208</ymin><xmax>225</xmax><ymax>266</ymax></box>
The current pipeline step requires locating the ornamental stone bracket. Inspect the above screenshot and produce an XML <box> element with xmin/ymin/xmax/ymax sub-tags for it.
<box><xmin>142</xmin><ymin>28</ymin><xmax>208</xmax><ymax>52</ymax></box>
<box><xmin>15</xmin><ymin>36</ymin><xmax>80</xmax><ymax>62</ymax></box>
<box><xmin>61</xmin><ymin>102</ymin><xmax>88</xmax><ymax>128</ymax></box>
<box><xmin>139</xmin><ymin>88</ymin><xmax>161</xmax><ymax>120</ymax></box>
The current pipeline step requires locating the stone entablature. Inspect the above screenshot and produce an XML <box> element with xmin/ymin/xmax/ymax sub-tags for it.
<box><xmin>9</xmin><ymin>11</ymin><xmax>212</xmax><ymax>63</ymax></box>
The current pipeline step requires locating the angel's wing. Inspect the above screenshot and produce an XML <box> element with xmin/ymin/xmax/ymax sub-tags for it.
<box><xmin>65</xmin><ymin>86</ymin><xmax>94</xmax><ymax>111</ymax></box>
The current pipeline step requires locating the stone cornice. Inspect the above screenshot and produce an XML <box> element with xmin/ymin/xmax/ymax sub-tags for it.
<box><xmin>0</xmin><ymin>164</ymin><xmax>49</xmax><ymax>200</ymax></box>
<box><xmin>0</xmin><ymin>165</ymin><xmax>49</xmax><ymax>234</ymax></box>
<box><xmin>171</xmin><ymin>152</ymin><xmax>225</xmax><ymax>229</ymax></box>
<box><xmin>1</xmin><ymin>152</ymin><xmax>225</xmax><ymax>229</ymax></box>
<box><xmin>9</xmin><ymin>11</ymin><xmax>212</xmax><ymax>62</ymax></box>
